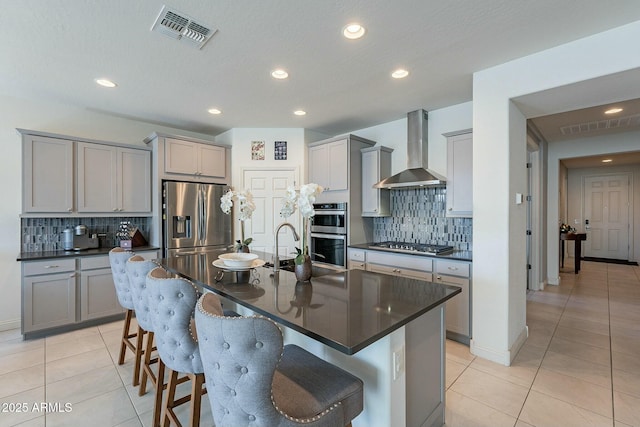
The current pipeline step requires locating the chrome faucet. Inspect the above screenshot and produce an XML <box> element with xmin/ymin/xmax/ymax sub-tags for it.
<box><xmin>274</xmin><ymin>222</ymin><xmax>300</xmax><ymax>272</ymax></box>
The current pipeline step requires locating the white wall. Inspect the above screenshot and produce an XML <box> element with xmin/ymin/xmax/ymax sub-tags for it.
<box><xmin>0</xmin><ymin>94</ymin><xmax>213</xmax><ymax>331</ymax></box>
<box><xmin>216</xmin><ymin>128</ymin><xmax>307</xmax><ymax>242</ymax></box>
<box><xmin>348</xmin><ymin>102</ymin><xmax>473</xmax><ymax>177</ymax></box>
<box><xmin>473</xmin><ymin>20</ymin><xmax>640</xmax><ymax>365</ymax></box>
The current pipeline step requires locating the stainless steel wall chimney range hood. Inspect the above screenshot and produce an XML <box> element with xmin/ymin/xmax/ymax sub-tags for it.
<box><xmin>374</xmin><ymin>109</ymin><xmax>447</xmax><ymax>189</ymax></box>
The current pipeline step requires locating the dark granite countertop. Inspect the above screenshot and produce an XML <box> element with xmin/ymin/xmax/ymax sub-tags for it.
<box><xmin>349</xmin><ymin>243</ymin><xmax>473</xmax><ymax>262</ymax></box>
<box><xmin>17</xmin><ymin>245</ymin><xmax>161</xmax><ymax>261</ymax></box>
<box><xmin>156</xmin><ymin>250</ymin><xmax>461</xmax><ymax>355</ymax></box>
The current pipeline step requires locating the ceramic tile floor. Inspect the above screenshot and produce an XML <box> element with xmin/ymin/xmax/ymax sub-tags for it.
<box><xmin>0</xmin><ymin>259</ymin><xmax>638</xmax><ymax>427</ymax></box>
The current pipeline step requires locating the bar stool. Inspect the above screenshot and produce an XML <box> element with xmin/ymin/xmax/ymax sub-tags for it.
<box><xmin>195</xmin><ymin>292</ymin><xmax>364</xmax><ymax>427</ymax></box>
<box><xmin>126</xmin><ymin>255</ymin><xmax>163</xmax><ymax>427</ymax></box>
<box><xmin>109</xmin><ymin>247</ymin><xmax>145</xmax><ymax>387</ymax></box>
<box><xmin>146</xmin><ymin>267</ymin><xmax>206</xmax><ymax>427</ymax></box>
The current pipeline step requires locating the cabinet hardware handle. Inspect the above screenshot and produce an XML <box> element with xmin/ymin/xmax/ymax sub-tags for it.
<box><xmin>67</xmin><ymin>208</ymin><xmax>72</xmax><ymax>212</ymax></box>
<box><xmin>113</xmin><ymin>208</ymin><xmax>118</xmax><ymax>211</ymax></box>
<box><xmin>44</xmin><ymin>265</ymin><xmax>59</xmax><ymax>269</ymax></box>
<box><xmin>448</xmin><ymin>267</ymin><xmax>459</xmax><ymax>271</ymax></box>
<box><xmin>448</xmin><ymin>207</ymin><xmax>453</xmax><ymax>211</ymax></box>
<box><xmin>437</xmin><ymin>275</ymin><xmax>442</xmax><ymax>280</ymax></box>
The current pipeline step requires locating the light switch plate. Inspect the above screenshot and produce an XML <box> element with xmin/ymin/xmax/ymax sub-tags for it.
<box><xmin>393</xmin><ymin>346</ymin><xmax>405</xmax><ymax>380</ymax></box>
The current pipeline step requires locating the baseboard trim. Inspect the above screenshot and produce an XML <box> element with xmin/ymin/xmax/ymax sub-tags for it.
<box><xmin>0</xmin><ymin>319</ymin><xmax>20</xmax><ymax>332</ymax></box>
<box><xmin>582</xmin><ymin>257</ymin><xmax>638</xmax><ymax>266</ymax></box>
<box><xmin>470</xmin><ymin>325</ymin><xmax>528</xmax><ymax>367</ymax></box>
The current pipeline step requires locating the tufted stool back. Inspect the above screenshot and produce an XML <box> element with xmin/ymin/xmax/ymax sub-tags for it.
<box><xmin>109</xmin><ymin>247</ymin><xmax>135</xmax><ymax>310</ymax></box>
<box><xmin>196</xmin><ymin>292</ymin><xmax>364</xmax><ymax>427</ymax></box>
<box><xmin>125</xmin><ymin>255</ymin><xmax>157</xmax><ymax>332</ymax></box>
<box><xmin>195</xmin><ymin>293</ymin><xmax>286</xmax><ymax>426</ymax></box>
<box><xmin>146</xmin><ymin>267</ymin><xmax>203</xmax><ymax>375</ymax></box>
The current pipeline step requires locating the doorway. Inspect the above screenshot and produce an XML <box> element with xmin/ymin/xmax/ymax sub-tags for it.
<box><xmin>583</xmin><ymin>173</ymin><xmax>631</xmax><ymax>261</ymax></box>
<box><xmin>242</xmin><ymin>167</ymin><xmax>299</xmax><ymax>257</ymax></box>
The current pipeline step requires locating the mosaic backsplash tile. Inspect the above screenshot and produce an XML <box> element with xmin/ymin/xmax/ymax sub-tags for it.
<box><xmin>21</xmin><ymin>217</ymin><xmax>152</xmax><ymax>252</ymax></box>
<box><xmin>372</xmin><ymin>187</ymin><xmax>472</xmax><ymax>251</ymax></box>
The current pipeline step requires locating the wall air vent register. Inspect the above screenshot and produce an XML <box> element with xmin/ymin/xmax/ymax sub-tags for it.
<box><xmin>151</xmin><ymin>5</ymin><xmax>217</xmax><ymax>49</ymax></box>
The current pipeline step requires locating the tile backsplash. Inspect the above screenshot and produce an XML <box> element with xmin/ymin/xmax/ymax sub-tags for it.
<box><xmin>21</xmin><ymin>217</ymin><xmax>152</xmax><ymax>252</ymax></box>
<box><xmin>372</xmin><ymin>187</ymin><xmax>472</xmax><ymax>251</ymax></box>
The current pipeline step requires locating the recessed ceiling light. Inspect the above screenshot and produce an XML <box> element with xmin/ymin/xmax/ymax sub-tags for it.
<box><xmin>602</xmin><ymin>159</ymin><xmax>613</xmax><ymax>163</ymax></box>
<box><xmin>604</xmin><ymin>107</ymin><xmax>623</xmax><ymax>114</ymax></box>
<box><xmin>343</xmin><ymin>23</ymin><xmax>365</xmax><ymax>39</ymax></box>
<box><xmin>95</xmin><ymin>78</ymin><xmax>117</xmax><ymax>88</ymax></box>
<box><xmin>293</xmin><ymin>110</ymin><xmax>306</xmax><ymax>116</ymax></box>
<box><xmin>271</xmin><ymin>69</ymin><xmax>289</xmax><ymax>79</ymax></box>
<box><xmin>391</xmin><ymin>69</ymin><xmax>409</xmax><ymax>79</ymax></box>
<box><xmin>207</xmin><ymin>108</ymin><xmax>221</xmax><ymax>115</ymax></box>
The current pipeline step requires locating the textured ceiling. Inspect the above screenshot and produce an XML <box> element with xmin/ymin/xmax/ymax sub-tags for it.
<box><xmin>1</xmin><ymin>1</ymin><xmax>640</xmax><ymax>137</ymax></box>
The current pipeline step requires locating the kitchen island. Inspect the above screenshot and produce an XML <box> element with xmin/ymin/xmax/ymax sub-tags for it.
<box><xmin>157</xmin><ymin>251</ymin><xmax>460</xmax><ymax>427</ymax></box>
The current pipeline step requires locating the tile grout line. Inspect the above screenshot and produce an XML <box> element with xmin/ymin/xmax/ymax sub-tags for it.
<box><xmin>514</xmin><ymin>271</ymin><xmax>576</xmax><ymax>424</ymax></box>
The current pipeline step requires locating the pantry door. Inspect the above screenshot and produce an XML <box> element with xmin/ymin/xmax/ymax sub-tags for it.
<box><xmin>584</xmin><ymin>174</ymin><xmax>630</xmax><ymax>260</ymax></box>
<box><xmin>242</xmin><ymin>168</ymin><xmax>299</xmax><ymax>258</ymax></box>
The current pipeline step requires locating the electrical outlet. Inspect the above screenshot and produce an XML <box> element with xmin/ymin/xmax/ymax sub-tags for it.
<box><xmin>393</xmin><ymin>346</ymin><xmax>405</xmax><ymax>380</ymax></box>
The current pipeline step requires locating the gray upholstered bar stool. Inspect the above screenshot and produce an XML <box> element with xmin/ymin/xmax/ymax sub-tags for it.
<box><xmin>195</xmin><ymin>292</ymin><xmax>364</xmax><ymax>427</ymax></box>
<box><xmin>109</xmin><ymin>247</ymin><xmax>146</xmax><ymax>387</ymax></box>
<box><xmin>146</xmin><ymin>267</ymin><xmax>206</xmax><ymax>427</ymax></box>
<box><xmin>125</xmin><ymin>255</ymin><xmax>163</xmax><ymax>427</ymax></box>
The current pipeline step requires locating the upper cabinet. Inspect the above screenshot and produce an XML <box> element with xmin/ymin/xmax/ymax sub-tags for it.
<box><xmin>445</xmin><ymin>131</ymin><xmax>473</xmax><ymax>217</ymax></box>
<box><xmin>308</xmin><ymin>138</ymin><xmax>349</xmax><ymax>192</ymax></box>
<box><xmin>145</xmin><ymin>133</ymin><xmax>231</xmax><ymax>183</ymax></box>
<box><xmin>20</xmin><ymin>129</ymin><xmax>152</xmax><ymax>216</ymax></box>
<box><xmin>22</xmin><ymin>135</ymin><xmax>74</xmax><ymax>213</ymax></box>
<box><xmin>361</xmin><ymin>146</ymin><xmax>393</xmax><ymax>217</ymax></box>
<box><xmin>77</xmin><ymin>143</ymin><xmax>151</xmax><ymax>213</ymax></box>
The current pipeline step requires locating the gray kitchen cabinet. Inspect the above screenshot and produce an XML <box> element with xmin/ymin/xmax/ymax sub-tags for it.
<box><xmin>361</xmin><ymin>146</ymin><xmax>393</xmax><ymax>217</ymax></box>
<box><xmin>348</xmin><ymin>248</ymin><xmax>367</xmax><ymax>270</ymax></box>
<box><xmin>366</xmin><ymin>250</ymin><xmax>434</xmax><ymax>282</ymax></box>
<box><xmin>79</xmin><ymin>256</ymin><xmax>123</xmax><ymax>321</ymax></box>
<box><xmin>21</xmin><ymin>249</ymin><xmax>159</xmax><ymax>337</ymax></box>
<box><xmin>308</xmin><ymin>139</ymin><xmax>349</xmax><ymax>192</ymax></box>
<box><xmin>164</xmin><ymin>137</ymin><xmax>228</xmax><ymax>180</ymax></box>
<box><xmin>77</xmin><ymin>142</ymin><xmax>151</xmax><ymax>213</ymax></box>
<box><xmin>22</xmin><ymin>258</ymin><xmax>77</xmax><ymax>334</ymax></box>
<box><xmin>22</xmin><ymin>134</ymin><xmax>74</xmax><ymax>213</ymax></box>
<box><xmin>434</xmin><ymin>259</ymin><xmax>471</xmax><ymax>344</ymax></box>
<box><xmin>445</xmin><ymin>132</ymin><xmax>473</xmax><ymax>217</ymax></box>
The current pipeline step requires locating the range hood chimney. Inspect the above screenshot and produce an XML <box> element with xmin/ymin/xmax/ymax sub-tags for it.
<box><xmin>374</xmin><ymin>109</ymin><xmax>446</xmax><ymax>189</ymax></box>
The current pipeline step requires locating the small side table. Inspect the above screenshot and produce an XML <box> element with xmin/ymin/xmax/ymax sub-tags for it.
<box><xmin>560</xmin><ymin>232</ymin><xmax>587</xmax><ymax>274</ymax></box>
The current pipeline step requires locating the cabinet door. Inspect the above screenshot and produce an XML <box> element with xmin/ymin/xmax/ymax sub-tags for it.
<box><xmin>446</xmin><ymin>133</ymin><xmax>473</xmax><ymax>217</ymax></box>
<box><xmin>198</xmin><ymin>144</ymin><xmax>226</xmax><ymax>178</ymax></box>
<box><xmin>361</xmin><ymin>149</ymin><xmax>379</xmax><ymax>214</ymax></box>
<box><xmin>436</xmin><ymin>274</ymin><xmax>470</xmax><ymax>338</ymax></box>
<box><xmin>77</xmin><ymin>142</ymin><xmax>118</xmax><ymax>212</ymax></box>
<box><xmin>308</xmin><ymin>144</ymin><xmax>328</xmax><ymax>189</ymax></box>
<box><xmin>118</xmin><ymin>148</ymin><xmax>151</xmax><ymax>212</ymax></box>
<box><xmin>327</xmin><ymin>140</ymin><xmax>348</xmax><ymax>191</ymax></box>
<box><xmin>23</xmin><ymin>135</ymin><xmax>74</xmax><ymax>213</ymax></box>
<box><xmin>80</xmin><ymin>267</ymin><xmax>123</xmax><ymax>320</ymax></box>
<box><xmin>23</xmin><ymin>273</ymin><xmax>77</xmax><ymax>333</ymax></box>
<box><xmin>165</xmin><ymin>138</ymin><xmax>198</xmax><ymax>175</ymax></box>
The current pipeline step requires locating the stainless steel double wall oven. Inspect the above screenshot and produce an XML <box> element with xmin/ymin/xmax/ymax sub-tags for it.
<box><xmin>310</xmin><ymin>202</ymin><xmax>347</xmax><ymax>267</ymax></box>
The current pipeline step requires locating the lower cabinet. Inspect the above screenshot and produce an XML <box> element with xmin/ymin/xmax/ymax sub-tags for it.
<box><xmin>21</xmin><ymin>250</ymin><xmax>159</xmax><ymax>336</ymax></box>
<box><xmin>347</xmin><ymin>247</ymin><xmax>472</xmax><ymax>344</ymax></box>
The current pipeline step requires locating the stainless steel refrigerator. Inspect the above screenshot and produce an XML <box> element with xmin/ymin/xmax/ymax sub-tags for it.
<box><xmin>163</xmin><ymin>181</ymin><xmax>232</xmax><ymax>257</ymax></box>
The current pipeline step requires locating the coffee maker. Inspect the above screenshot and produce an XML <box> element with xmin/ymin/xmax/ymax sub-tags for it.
<box><xmin>62</xmin><ymin>225</ymin><xmax>90</xmax><ymax>251</ymax></box>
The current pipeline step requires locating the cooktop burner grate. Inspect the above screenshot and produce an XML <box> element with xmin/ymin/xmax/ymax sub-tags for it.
<box><xmin>369</xmin><ymin>241</ymin><xmax>454</xmax><ymax>255</ymax></box>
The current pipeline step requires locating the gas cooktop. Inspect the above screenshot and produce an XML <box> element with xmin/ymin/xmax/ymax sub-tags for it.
<box><xmin>368</xmin><ymin>241</ymin><xmax>454</xmax><ymax>256</ymax></box>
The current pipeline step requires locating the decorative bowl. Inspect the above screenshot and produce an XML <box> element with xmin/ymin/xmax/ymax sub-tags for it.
<box><xmin>218</xmin><ymin>252</ymin><xmax>259</xmax><ymax>268</ymax></box>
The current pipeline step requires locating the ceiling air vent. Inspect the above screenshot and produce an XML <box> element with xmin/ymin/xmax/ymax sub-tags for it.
<box><xmin>151</xmin><ymin>5</ymin><xmax>217</xmax><ymax>49</ymax></box>
<box><xmin>560</xmin><ymin>114</ymin><xmax>640</xmax><ymax>135</ymax></box>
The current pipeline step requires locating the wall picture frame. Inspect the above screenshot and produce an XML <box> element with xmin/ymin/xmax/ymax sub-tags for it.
<box><xmin>251</xmin><ymin>140</ymin><xmax>265</xmax><ymax>160</ymax></box>
<box><xmin>274</xmin><ymin>141</ymin><xmax>287</xmax><ymax>160</ymax></box>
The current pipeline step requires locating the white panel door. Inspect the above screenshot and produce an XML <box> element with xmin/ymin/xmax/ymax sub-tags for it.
<box><xmin>243</xmin><ymin>169</ymin><xmax>298</xmax><ymax>258</ymax></box>
<box><xmin>584</xmin><ymin>174</ymin><xmax>630</xmax><ymax>260</ymax></box>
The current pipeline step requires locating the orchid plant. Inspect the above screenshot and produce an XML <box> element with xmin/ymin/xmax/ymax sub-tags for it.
<box><xmin>220</xmin><ymin>189</ymin><xmax>256</xmax><ymax>251</ymax></box>
<box><xmin>280</xmin><ymin>183</ymin><xmax>324</xmax><ymax>264</ymax></box>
